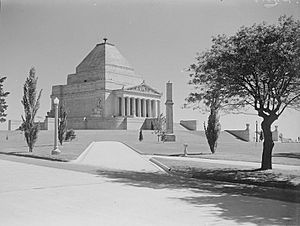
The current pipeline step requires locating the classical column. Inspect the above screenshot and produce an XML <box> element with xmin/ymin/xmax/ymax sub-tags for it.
<box><xmin>142</xmin><ymin>99</ymin><xmax>146</xmax><ymax>117</ymax></box>
<box><xmin>115</xmin><ymin>96</ymin><xmax>119</xmax><ymax>116</ymax></box>
<box><xmin>131</xmin><ymin>97</ymin><xmax>136</xmax><ymax>117</ymax></box>
<box><xmin>145</xmin><ymin>99</ymin><xmax>149</xmax><ymax>117</ymax></box>
<box><xmin>152</xmin><ymin>100</ymin><xmax>157</xmax><ymax>118</ymax></box>
<box><xmin>141</xmin><ymin>99</ymin><xmax>144</xmax><ymax>117</ymax></box>
<box><xmin>121</xmin><ymin>97</ymin><xmax>125</xmax><ymax>116</ymax></box>
<box><xmin>124</xmin><ymin>97</ymin><xmax>127</xmax><ymax>116</ymax></box>
<box><xmin>137</xmin><ymin>98</ymin><xmax>141</xmax><ymax>117</ymax></box>
<box><xmin>164</xmin><ymin>81</ymin><xmax>175</xmax><ymax>141</ymax></box>
<box><xmin>148</xmin><ymin>99</ymin><xmax>152</xmax><ymax>117</ymax></box>
<box><xmin>126</xmin><ymin>97</ymin><xmax>130</xmax><ymax>116</ymax></box>
<box><xmin>166</xmin><ymin>82</ymin><xmax>174</xmax><ymax>134</ymax></box>
<box><xmin>157</xmin><ymin>100</ymin><xmax>161</xmax><ymax>117</ymax></box>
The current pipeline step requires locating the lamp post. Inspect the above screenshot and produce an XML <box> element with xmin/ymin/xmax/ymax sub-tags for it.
<box><xmin>255</xmin><ymin>121</ymin><xmax>258</xmax><ymax>143</ymax></box>
<box><xmin>52</xmin><ymin>97</ymin><xmax>61</xmax><ymax>155</ymax></box>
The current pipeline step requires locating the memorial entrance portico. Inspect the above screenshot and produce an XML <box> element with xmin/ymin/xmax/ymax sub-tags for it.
<box><xmin>115</xmin><ymin>91</ymin><xmax>161</xmax><ymax>118</ymax></box>
<box><xmin>45</xmin><ymin>39</ymin><xmax>162</xmax><ymax>130</ymax></box>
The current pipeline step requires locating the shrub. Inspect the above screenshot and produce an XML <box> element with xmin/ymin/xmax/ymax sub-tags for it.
<box><xmin>65</xmin><ymin>129</ymin><xmax>76</xmax><ymax>142</ymax></box>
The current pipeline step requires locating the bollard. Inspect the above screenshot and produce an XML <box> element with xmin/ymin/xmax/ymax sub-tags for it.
<box><xmin>183</xmin><ymin>143</ymin><xmax>188</xmax><ymax>157</ymax></box>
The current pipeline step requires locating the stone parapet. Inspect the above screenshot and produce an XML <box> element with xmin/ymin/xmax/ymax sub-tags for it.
<box><xmin>67</xmin><ymin>117</ymin><xmax>126</xmax><ymax>130</ymax></box>
<box><xmin>127</xmin><ymin>117</ymin><xmax>146</xmax><ymax>130</ymax></box>
<box><xmin>180</xmin><ymin>120</ymin><xmax>198</xmax><ymax>131</ymax></box>
<box><xmin>225</xmin><ymin>124</ymin><xmax>250</xmax><ymax>142</ymax></box>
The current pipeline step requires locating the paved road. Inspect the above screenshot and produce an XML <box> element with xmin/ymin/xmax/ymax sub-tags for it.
<box><xmin>1</xmin><ymin>157</ymin><xmax>299</xmax><ymax>226</ymax></box>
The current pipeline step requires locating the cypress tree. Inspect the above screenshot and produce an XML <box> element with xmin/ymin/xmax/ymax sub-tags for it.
<box><xmin>21</xmin><ymin>68</ymin><xmax>42</xmax><ymax>152</ymax></box>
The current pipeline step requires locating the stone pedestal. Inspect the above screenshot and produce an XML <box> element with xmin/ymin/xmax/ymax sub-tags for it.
<box><xmin>164</xmin><ymin>81</ymin><xmax>176</xmax><ymax>142</ymax></box>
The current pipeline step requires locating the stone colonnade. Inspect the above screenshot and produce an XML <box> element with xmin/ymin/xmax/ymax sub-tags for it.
<box><xmin>117</xmin><ymin>96</ymin><xmax>160</xmax><ymax>118</ymax></box>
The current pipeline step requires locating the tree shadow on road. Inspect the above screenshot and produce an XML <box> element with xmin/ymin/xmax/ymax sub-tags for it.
<box><xmin>178</xmin><ymin>193</ymin><xmax>298</xmax><ymax>226</ymax></box>
<box><xmin>95</xmin><ymin>169</ymin><xmax>299</xmax><ymax>226</ymax></box>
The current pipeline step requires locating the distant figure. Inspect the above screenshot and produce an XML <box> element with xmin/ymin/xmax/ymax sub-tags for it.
<box><xmin>259</xmin><ymin>131</ymin><xmax>264</xmax><ymax>142</ymax></box>
<box><xmin>161</xmin><ymin>131</ymin><xmax>166</xmax><ymax>143</ymax></box>
<box><xmin>279</xmin><ymin>133</ymin><xmax>283</xmax><ymax>142</ymax></box>
<box><xmin>139</xmin><ymin>129</ymin><xmax>143</xmax><ymax>142</ymax></box>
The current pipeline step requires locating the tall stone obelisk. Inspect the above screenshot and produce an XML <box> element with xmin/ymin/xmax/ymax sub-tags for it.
<box><xmin>165</xmin><ymin>81</ymin><xmax>176</xmax><ymax>141</ymax></box>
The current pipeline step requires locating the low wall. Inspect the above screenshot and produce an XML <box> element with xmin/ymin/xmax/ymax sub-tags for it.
<box><xmin>66</xmin><ymin>117</ymin><xmax>126</xmax><ymax>130</ymax></box>
<box><xmin>7</xmin><ymin>120</ymin><xmax>22</xmax><ymax>131</ymax></box>
<box><xmin>226</xmin><ymin>124</ymin><xmax>279</xmax><ymax>142</ymax></box>
<box><xmin>41</xmin><ymin>116</ymin><xmax>156</xmax><ymax>131</ymax></box>
<box><xmin>180</xmin><ymin>120</ymin><xmax>197</xmax><ymax>131</ymax></box>
<box><xmin>41</xmin><ymin>117</ymin><xmax>54</xmax><ymax>130</ymax></box>
<box><xmin>127</xmin><ymin>118</ymin><xmax>146</xmax><ymax>130</ymax></box>
<box><xmin>141</xmin><ymin>118</ymin><xmax>157</xmax><ymax>130</ymax></box>
<box><xmin>225</xmin><ymin>124</ymin><xmax>250</xmax><ymax>142</ymax></box>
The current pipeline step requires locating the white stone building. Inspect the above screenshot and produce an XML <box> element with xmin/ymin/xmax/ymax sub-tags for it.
<box><xmin>46</xmin><ymin>39</ymin><xmax>162</xmax><ymax>130</ymax></box>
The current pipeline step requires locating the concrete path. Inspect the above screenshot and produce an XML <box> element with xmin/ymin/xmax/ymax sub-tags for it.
<box><xmin>72</xmin><ymin>141</ymin><xmax>164</xmax><ymax>173</ymax></box>
<box><xmin>153</xmin><ymin>155</ymin><xmax>300</xmax><ymax>171</ymax></box>
<box><xmin>1</xmin><ymin>158</ymin><xmax>299</xmax><ymax>226</ymax></box>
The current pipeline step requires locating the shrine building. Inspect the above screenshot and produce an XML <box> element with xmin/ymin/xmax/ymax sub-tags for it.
<box><xmin>46</xmin><ymin>39</ymin><xmax>162</xmax><ymax>130</ymax></box>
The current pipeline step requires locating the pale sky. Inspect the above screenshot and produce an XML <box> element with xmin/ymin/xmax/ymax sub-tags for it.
<box><xmin>0</xmin><ymin>0</ymin><xmax>299</xmax><ymax>138</ymax></box>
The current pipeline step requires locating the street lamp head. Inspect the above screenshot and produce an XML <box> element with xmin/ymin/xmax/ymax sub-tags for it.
<box><xmin>53</xmin><ymin>97</ymin><xmax>59</xmax><ymax>105</ymax></box>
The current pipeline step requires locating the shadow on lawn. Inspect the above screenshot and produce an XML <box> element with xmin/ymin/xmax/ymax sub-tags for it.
<box><xmin>188</xmin><ymin>168</ymin><xmax>298</xmax><ymax>190</ymax></box>
<box><xmin>95</xmin><ymin>169</ymin><xmax>299</xmax><ymax>226</ymax></box>
<box><xmin>273</xmin><ymin>152</ymin><xmax>300</xmax><ymax>159</ymax></box>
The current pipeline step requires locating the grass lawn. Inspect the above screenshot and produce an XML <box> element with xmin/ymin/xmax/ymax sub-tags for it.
<box><xmin>1</xmin><ymin>129</ymin><xmax>299</xmax><ymax>164</ymax></box>
<box><xmin>1</xmin><ymin>129</ymin><xmax>299</xmax><ymax>191</ymax></box>
<box><xmin>153</xmin><ymin>156</ymin><xmax>300</xmax><ymax>191</ymax></box>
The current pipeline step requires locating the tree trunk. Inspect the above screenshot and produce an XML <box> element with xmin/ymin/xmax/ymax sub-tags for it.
<box><xmin>260</xmin><ymin>116</ymin><xmax>277</xmax><ymax>170</ymax></box>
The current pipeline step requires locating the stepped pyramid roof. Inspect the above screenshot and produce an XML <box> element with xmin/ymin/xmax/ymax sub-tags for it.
<box><xmin>69</xmin><ymin>39</ymin><xmax>143</xmax><ymax>87</ymax></box>
<box><xmin>76</xmin><ymin>39</ymin><xmax>134</xmax><ymax>73</ymax></box>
